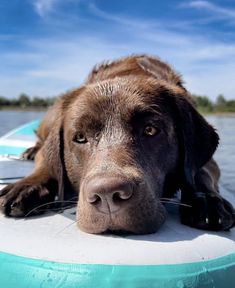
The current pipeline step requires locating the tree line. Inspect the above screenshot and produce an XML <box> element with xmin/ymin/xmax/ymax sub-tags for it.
<box><xmin>0</xmin><ymin>93</ymin><xmax>235</xmax><ymax>113</ymax></box>
<box><xmin>193</xmin><ymin>94</ymin><xmax>235</xmax><ymax>113</ymax></box>
<box><xmin>0</xmin><ymin>94</ymin><xmax>56</xmax><ymax>109</ymax></box>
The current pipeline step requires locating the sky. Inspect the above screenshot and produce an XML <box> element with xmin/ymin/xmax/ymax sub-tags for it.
<box><xmin>0</xmin><ymin>0</ymin><xmax>235</xmax><ymax>100</ymax></box>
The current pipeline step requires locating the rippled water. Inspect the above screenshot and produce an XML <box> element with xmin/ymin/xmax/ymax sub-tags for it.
<box><xmin>0</xmin><ymin>111</ymin><xmax>234</xmax><ymax>194</ymax></box>
<box><xmin>206</xmin><ymin>115</ymin><xmax>235</xmax><ymax>194</ymax></box>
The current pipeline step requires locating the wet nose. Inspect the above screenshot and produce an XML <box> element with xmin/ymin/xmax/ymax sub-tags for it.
<box><xmin>85</xmin><ymin>176</ymin><xmax>133</xmax><ymax>214</ymax></box>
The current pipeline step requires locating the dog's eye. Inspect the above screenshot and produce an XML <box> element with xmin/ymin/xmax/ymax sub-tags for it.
<box><xmin>73</xmin><ymin>133</ymin><xmax>87</xmax><ymax>144</ymax></box>
<box><xmin>144</xmin><ymin>125</ymin><xmax>158</xmax><ymax>136</ymax></box>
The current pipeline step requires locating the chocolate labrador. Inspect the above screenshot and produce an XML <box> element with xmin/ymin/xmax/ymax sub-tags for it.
<box><xmin>0</xmin><ymin>55</ymin><xmax>234</xmax><ymax>234</ymax></box>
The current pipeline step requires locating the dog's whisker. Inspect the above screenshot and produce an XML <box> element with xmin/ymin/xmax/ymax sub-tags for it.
<box><xmin>24</xmin><ymin>200</ymin><xmax>77</xmax><ymax>218</ymax></box>
<box><xmin>35</xmin><ymin>204</ymin><xmax>76</xmax><ymax>214</ymax></box>
<box><xmin>160</xmin><ymin>197</ymin><xmax>181</xmax><ymax>201</ymax></box>
<box><xmin>67</xmin><ymin>196</ymin><xmax>79</xmax><ymax>201</ymax></box>
<box><xmin>55</xmin><ymin>220</ymin><xmax>79</xmax><ymax>236</ymax></box>
<box><xmin>160</xmin><ymin>200</ymin><xmax>192</xmax><ymax>208</ymax></box>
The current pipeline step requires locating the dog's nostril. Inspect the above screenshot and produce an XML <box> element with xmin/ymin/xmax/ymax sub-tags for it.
<box><xmin>113</xmin><ymin>190</ymin><xmax>132</xmax><ymax>202</ymax></box>
<box><xmin>87</xmin><ymin>194</ymin><xmax>102</xmax><ymax>205</ymax></box>
<box><xmin>85</xmin><ymin>177</ymin><xmax>134</xmax><ymax>213</ymax></box>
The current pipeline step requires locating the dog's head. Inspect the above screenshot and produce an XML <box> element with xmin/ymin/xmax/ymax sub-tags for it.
<box><xmin>53</xmin><ymin>56</ymin><xmax>219</xmax><ymax>234</ymax></box>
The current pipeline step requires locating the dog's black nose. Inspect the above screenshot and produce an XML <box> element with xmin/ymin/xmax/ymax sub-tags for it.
<box><xmin>85</xmin><ymin>176</ymin><xmax>133</xmax><ymax>214</ymax></box>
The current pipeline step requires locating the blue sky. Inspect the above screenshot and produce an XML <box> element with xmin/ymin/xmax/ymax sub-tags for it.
<box><xmin>1</xmin><ymin>0</ymin><xmax>235</xmax><ymax>100</ymax></box>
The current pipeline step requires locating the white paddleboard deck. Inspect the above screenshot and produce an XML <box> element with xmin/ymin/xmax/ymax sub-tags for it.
<box><xmin>0</xmin><ymin>187</ymin><xmax>234</xmax><ymax>265</ymax></box>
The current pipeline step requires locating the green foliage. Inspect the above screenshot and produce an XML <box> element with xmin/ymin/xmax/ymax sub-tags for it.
<box><xmin>0</xmin><ymin>94</ymin><xmax>56</xmax><ymax>109</ymax></box>
<box><xmin>213</xmin><ymin>94</ymin><xmax>235</xmax><ymax>113</ymax></box>
<box><xmin>192</xmin><ymin>94</ymin><xmax>235</xmax><ymax>114</ymax></box>
<box><xmin>192</xmin><ymin>95</ymin><xmax>214</xmax><ymax>113</ymax></box>
<box><xmin>0</xmin><ymin>96</ymin><xmax>10</xmax><ymax>106</ymax></box>
<box><xmin>216</xmin><ymin>94</ymin><xmax>226</xmax><ymax>106</ymax></box>
<box><xmin>18</xmin><ymin>93</ymin><xmax>31</xmax><ymax>108</ymax></box>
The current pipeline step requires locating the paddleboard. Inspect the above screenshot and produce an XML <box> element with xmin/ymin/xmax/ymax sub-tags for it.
<box><xmin>0</xmin><ymin>120</ymin><xmax>234</xmax><ymax>287</ymax></box>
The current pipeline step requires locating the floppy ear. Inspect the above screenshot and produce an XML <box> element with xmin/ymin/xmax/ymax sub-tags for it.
<box><xmin>175</xmin><ymin>95</ymin><xmax>219</xmax><ymax>186</ymax></box>
<box><xmin>40</xmin><ymin>113</ymin><xmax>75</xmax><ymax>203</ymax></box>
<box><xmin>40</xmin><ymin>89</ymin><xmax>85</xmax><ymax>202</ymax></box>
<box><xmin>37</xmin><ymin>118</ymin><xmax>64</xmax><ymax>203</ymax></box>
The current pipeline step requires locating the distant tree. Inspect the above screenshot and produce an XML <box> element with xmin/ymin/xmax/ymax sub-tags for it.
<box><xmin>11</xmin><ymin>98</ymin><xmax>20</xmax><ymax>106</ymax></box>
<box><xmin>223</xmin><ymin>100</ymin><xmax>235</xmax><ymax>112</ymax></box>
<box><xmin>213</xmin><ymin>94</ymin><xmax>235</xmax><ymax>112</ymax></box>
<box><xmin>0</xmin><ymin>94</ymin><xmax>57</xmax><ymax>109</ymax></box>
<box><xmin>0</xmin><ymin>96</ymin><xmax>10</xmax><ymax>106</ymax></box>
<box><xmin>18</xmin><ymin>93</ymin><xmax>31</xmax><ymax>107</ymax></box>
<box><xmin>47</xmin><ymin>97</ymin><xmax>56</xmax><ymax>106</ymax></box>
<box><xmin>31</xmin><ymin>97</ymin><xmax>48</xmax><ymax>107</ymax></box>
<box><xmin>32</xmin><ymin>96</ymin><xmax>56</xmax><ymax>107</ymax></box>
<box><xmin>192</xmin><ymin>95</ymin><xmax>214</xmax><ymax>112</ymax></box>
<box><xmin>216</xmin><ymin>94</ymin><xmax>226</xmax><ymax>106</ymax></box>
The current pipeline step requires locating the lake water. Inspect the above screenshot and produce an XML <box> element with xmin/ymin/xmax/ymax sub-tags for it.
<box><xmin>0</xmin><ymin>110</ymin><xmax>45</xmax><ymax>136</ymax></box>
<box><xmin>0</xmin><ymin>111</ymin><xmax>234</xmax><ymax>194</ymax></box>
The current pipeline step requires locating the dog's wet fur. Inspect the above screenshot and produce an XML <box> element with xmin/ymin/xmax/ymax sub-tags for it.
<box><xmin>1</xmin><ymin>55</ymin><xmax>235</xmax><ymax>234</ymax></box>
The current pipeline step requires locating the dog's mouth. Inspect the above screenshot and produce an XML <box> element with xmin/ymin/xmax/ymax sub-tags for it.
<box><xmin>76</xmin><ymin>197</ymin><xmax>167</xmax><ymax>235</ymax></box>
<box><xmin>75</xmin><ymin>174</ymin><xmax>167</xmax><ymax>235</ymax></box>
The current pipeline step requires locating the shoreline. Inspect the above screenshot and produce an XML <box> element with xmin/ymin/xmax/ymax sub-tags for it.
<box><xmin>201</xmin><ymin>112</ymin><xmax>235</xmax><ymax>117</ymax></box>
<box><xmin>0</xmin><ymin>106</ymin><xmax>47</xmax><ymax>112</ymax></box>
<box><xmin>1</xmin><ymin>107</ymin><xmax>235</xmax><ymax>117</ymax></box>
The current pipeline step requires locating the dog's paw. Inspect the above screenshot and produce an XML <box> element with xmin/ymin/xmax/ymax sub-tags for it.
<box><xmin>180</xmin><ymin>193</ymin><xmax>235</xmax><ymax>231</ymax></box>
<box><xmin>0</xmin><ymin>182</ymin><xmax>53</xmax><ymax>217</ymax></box>
<box><xmin>21</xmin><ymin>146</ymin><xmax>39</xmax><ymax>160</ymax></box>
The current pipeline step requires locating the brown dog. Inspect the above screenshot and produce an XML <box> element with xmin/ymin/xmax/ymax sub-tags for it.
<box><xmin>0</xmin><ymin>55</ymin><xmax>234</xmax><ymax>234</ymax></box>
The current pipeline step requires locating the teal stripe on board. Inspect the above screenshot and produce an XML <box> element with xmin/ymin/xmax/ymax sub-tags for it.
<box><xmin>0</xmin><ymin>120</ymin><xmax>40</xmax><ymax>155</ymax></box>
<box><xmin>14</xmin><ymin>120</ymin><xmax>40</xmax><ymax>136</ymax></box>
<box><xmin>0</xmin><ymin>145</ymin><xmax>26</xmax><ymax>155</ymax></box>
<box><xmin>0</xmin><ymin>251</ymin><xmax>235</xmax><ymax>288</ymax></box>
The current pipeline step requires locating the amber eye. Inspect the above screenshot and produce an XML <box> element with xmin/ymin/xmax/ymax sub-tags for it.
<box><xmin>74</xmin><ymin>133</ymin><xmax>87</xmax><ymax>144</ymax></box>
<box><xmin>144</xmin><ymin>125</ymin><xmax>158</xmax><ymax>136</ymax></box>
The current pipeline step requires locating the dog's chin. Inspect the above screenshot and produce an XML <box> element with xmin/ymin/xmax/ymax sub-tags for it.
<box><xmin>76</xmin><ymin>203</ymin><xmax>167</xmax><ymax>235</ymax></box>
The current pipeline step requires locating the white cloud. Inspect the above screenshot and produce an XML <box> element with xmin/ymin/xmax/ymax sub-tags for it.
<box><xmin>33</xmin><ymin>0</ymin><xmax>79</xmax><ymax>17</ymax></box>
<box><xmin>0</xmin><ymin>36</ymin><xmax>129</xmax><ymax>98</ymax></box>
<box><xmin>184</xmin><ymin>62</ymin><xmax>235</xmax><ymax>99</ymax></box>
<box><xmin>33</xmin><ymin>0</ymin><xmax>59</xmax><ymax>17</ymax></box>
<box><xmin>2</xmin><ymin>32</ymin><xmax>235</xmax><ymax>100</ymax></box>
<box><xmin>183</xmin><ymin>1</ymin><xmax>235</xmax><ymax>19</ymax></box>
<box><xmin>1</xmin><ymin>3</ymin><xmax>235</xmax><ymax>100</ymax></box>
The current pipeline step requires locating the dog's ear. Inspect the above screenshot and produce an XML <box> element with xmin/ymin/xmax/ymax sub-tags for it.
<box><xmin>136</xmin><ymin>56</ymin><xmax>184</xmax><ymax>88</ymax></box>
<box><xmin>39</xmin><ymin>114</ymin><xmax>66</xmax><ymax>201</ymax></box>
<box><xmin>40</xmin><ymin>89</ymin><xmax>84</xmax><ymax>201</ymax></box>
<box><xmin>174</xmin><ymin>94</ymin><xmax>219</xmax><ymax>186</ymax></box>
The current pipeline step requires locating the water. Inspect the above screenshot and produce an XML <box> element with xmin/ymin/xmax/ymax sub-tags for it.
<box><xmin>0</xmin><ymin>111</ymin><xmax>234</xmax><ymax>194</ymax></box>
<box><xmin>0</xmin><ymin>110</ymin><xmax>45</xmax><ymax>136</ymax></box>
<box><xmin>207</xmin><ymin>115</ymin><xmax>235</xmax><ymax>194</ymax></box>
